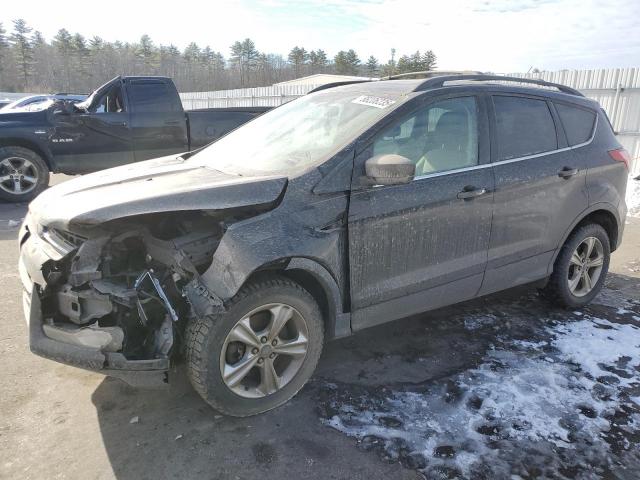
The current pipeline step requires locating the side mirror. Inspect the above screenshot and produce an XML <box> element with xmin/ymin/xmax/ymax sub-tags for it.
<box><xmin>365</xmin><ymin>154</ymin><xmax>415</xmax><ymax>186</ymax></box>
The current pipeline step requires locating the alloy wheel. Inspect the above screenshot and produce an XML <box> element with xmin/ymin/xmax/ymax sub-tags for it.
<box><xmin>219</xmin><ymin>303</ymin><xmax>309</xmax><ymax>398</ymax></box>
<box><xmin>567</xmin><ymin>236</ymin><xmax>604</xmax><ymax>297</ymax></box>
<box><xmin>0</xmin><ymin>157</ymin><xmax>39</xmax><ymax>195</ymax></box>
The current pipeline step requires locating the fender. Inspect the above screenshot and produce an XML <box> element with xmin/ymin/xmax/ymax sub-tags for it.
<box><xmin>196</xmin><ymin>182</ymin><xmax>350</xmax><ymax>337</ymax></box>
<box><xmin>547</xmin><ymin>201</ymin><xmax>622</xmax><ymax>272</ymax></box>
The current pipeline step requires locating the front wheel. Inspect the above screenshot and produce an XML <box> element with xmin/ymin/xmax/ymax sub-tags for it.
<box><xmin>0</xmin><ymin>146</ymin><xmax>49</xmax><ymax>203</ymax></box>
<box><xmin>544</xmin><ymin>223</ymin><xmax>610</xmax><ymax>308</ymax></box>
<box><xmin>185</xmin><ymin>276</ymin><xmax>324</xmax><ymax>417</ymax></box>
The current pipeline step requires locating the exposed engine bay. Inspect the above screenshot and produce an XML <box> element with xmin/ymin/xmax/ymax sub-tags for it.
<box><xmin>35</xmin><ymin>210</ymin><xmax>230</xmax><ymax>366</ymax></box>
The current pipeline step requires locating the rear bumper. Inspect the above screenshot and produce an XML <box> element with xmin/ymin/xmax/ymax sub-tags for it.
<box><xmin>20</xmin><ymin>229</ymin><xmax>169</xmax><ymax>387</ymax></box>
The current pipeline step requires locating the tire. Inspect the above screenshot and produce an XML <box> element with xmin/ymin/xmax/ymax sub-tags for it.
<box><xmin>185</xmin><ymin>276</ymin><xmax>324</xmax><ymax>417</ymax></box>
<box><xmin>0</xmin><ymin>146</ymin><xmax>50</xmax><ymax>203</ymax></box>
<box><xmin>544</xmin><ymin>223</ymin><xmax>610</xmax><ymax>308</ymax></box>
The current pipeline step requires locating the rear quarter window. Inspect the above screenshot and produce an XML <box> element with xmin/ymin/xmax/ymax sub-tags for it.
<box><xmin>555</xmin><ymin>103</ymin><xmax>596</xmax><ymax>146</ymax></box>
<box><xmin>128</xmin><ymin>82</ymin><xmax>177</xmax><ymax>113</ymax></box>
<box><xmin>493</xmin><ymin>96</ymin><xmax>558</xmax><ymax>161</ymax></box>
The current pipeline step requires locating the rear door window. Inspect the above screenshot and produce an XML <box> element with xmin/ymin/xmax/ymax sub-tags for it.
<box><xmin>493</xmin><ymin>96</ymin><xmax>558</xmax><ymax>161</ymax></box>
<box><xmin>555</xmin><ymin>103</ymin><xmax>596</xmax><ymax>146</ymax></box>
<box><xmin>128</xmin><ymin>82</ymin><xmax>176</xmax><ymax>113</ymax></box>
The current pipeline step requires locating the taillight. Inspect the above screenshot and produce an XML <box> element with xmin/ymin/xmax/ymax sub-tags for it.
<box><xmin>608</xmin><ymin>148</ymin><xmax>631</xmax><ymax>171</ymax></box>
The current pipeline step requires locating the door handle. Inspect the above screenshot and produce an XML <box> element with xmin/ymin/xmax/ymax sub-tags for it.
<box><xmin>108</xmin><ymin>121</ymin><xmax>127</xmax><ymax>127</ymax></box>
<box><xmin>164</xmin><ymin>120</ymin><xmax>181</xmax><ymax>126</ymax></box>
<box><xmin>558</xmin><ymin>167</ymin><xmax>578</xmax><ymax>179</ymax></box>
<box><xmin>457</xmin><ymin>187</ymin><xmax>487</xmax><ymax>200</ymax></box>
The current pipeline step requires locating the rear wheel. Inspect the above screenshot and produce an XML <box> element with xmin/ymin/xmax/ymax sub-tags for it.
<box><xmin>185</xmin><ymin>276</ymin><xmax>324</xmax><ymax>417</ymax></box>
<box><xmin>544</xmin><ymin>223</ymin><xmax>610</xmax><ymax>308</ymax></box>
<box><xmin>0</xmin><ymin>146</ymin><xmax>49</xmax><ymax>203</ymax></box>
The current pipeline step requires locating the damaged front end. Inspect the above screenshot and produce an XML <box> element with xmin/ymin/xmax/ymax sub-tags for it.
<box><xmin>20</xmin><ymin>210</ymin><xmax>228</xmax><ymax>386</ymax></box>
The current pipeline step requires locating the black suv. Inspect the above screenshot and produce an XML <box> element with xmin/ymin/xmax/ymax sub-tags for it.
<box><xmin>19</xmin><ymin>74</ymin><xmax>630</xmax><ymax>416</ymax></box>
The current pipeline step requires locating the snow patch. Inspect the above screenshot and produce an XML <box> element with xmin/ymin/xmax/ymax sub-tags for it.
<box><xmin>463</xmin><ymin>313</ymin><xmax>498</xmax><ymax>331</ymax></box>
<box><xmin>627</xmin><ymin>176</ymin><xmax>640</xmax><ymax>218</ymax></box>
<box><xmin>320</xmin><ymin>315</ymin><xmax>640</xmax><ymax>478</ymax></box>
<box><xmin>552</xmin><ymin>317</ymin><xmax>640</xmax><ymax>388</ymax></box>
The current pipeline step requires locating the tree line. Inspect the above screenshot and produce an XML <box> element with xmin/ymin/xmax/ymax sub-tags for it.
<box><xmin>0</xmin><ymin>19</ymin><xmax>437</xmax><ymax>93</ymax></box>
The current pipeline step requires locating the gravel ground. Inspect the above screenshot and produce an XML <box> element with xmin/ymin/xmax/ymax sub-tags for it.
<box><xmin>1</xmin><ymin>175</ymin><xmax>639</xmax><ymax>480</ymax></box>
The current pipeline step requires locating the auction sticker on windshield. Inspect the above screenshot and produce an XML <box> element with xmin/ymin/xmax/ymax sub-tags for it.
<box><xmin>352</xmin><ymin>95</ymin><xmax>396</xmax><ymax>109</ymax></box>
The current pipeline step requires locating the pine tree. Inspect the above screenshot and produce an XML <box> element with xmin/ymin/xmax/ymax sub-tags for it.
<box><xmin>10</xmin><ymin>19</ymin><xmax>34</xmax><ymax>90</ymax></box>
<box><xmin>88</xmin><ymin>36</ymin><xmax>104</xmax><ymax>78</ymax></box>
<box><xmin>230</xmin><ymin>38</ymin><xmax>259</xmax><ymax>87</ymax></box>
<box><xmin>137</xmin><ymin>34</ymin><xmax>156</xmax><ymax>74</ymax></box>
<box><xmin>73</xmin><ymin>33</ymin><xmax>90</xmax><ymax>89</ymax></box>
<box><xmin>335</xmin><ymin>49</ymin><xmax>360</xmax><ymax>75</ymax></box>
<box><xmin>288</xmin><ymin>46</ymin><xmax>307</xmax><ymax>77</ymax></box>
<box><xmin>308</xmin><ymin>49</ymin><xmax>328</xmax><ymax>74</ymax></box>
<box><xmin>0</xmin><ymin>24</ymin><xmax>437</xmax><ymax>93</ymax></box>
<box><xmin>53</xmin><ymin>28</ymin><xmax>74</xmax><ymax>90</ymax></box>
<box><xmin>421</xmin><ymin>50</ymin><xmax>437</xmax><ymax>71</ymax></box>
<box><xmin>183</xmin><ymin>42</ymin><xmax>201</xmax><ymax>89</ymax></box>
<box><xmin>162</xmin><ymin>44</ymin><xmax>181</xmax><ymax>79</ymax></box>
<box><xmin>365</xmin><ymin>55</ymin><xmax>378</xmax><ymax>76</ymax></box>
<box><xmin>0</xmin><ymin>23</ymin><xmax>9</xmax><ymax>87</ymax></box>
<box><xmin>346</xmin><ymin>50</ymin><xmax>360</xmax><ymax>73</ymax></box>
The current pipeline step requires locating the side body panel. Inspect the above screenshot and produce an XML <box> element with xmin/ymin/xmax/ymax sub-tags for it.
<box><xmin>51</xmin><ymin>111</ymin><xmax>134</xmax><ymax>174</ymax></box>
<box><xmin>480</xmin><ymin>94</ymin><xmax>589</xmax><ymax>295</ymax></box>
<box><xmin>583</xmin><ymin>109</ymin><xmax>628</xmax><ymax>242</ymax></box>
<box><xmin>346</xmin><ymin>92</ymin><xmax>494</xmax><ymax>331</ymax></box>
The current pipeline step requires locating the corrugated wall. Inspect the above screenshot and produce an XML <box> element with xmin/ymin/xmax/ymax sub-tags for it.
<box><xmin>180</xmin><ymin>68</ymin><xmax>640</xmax><ymax>176</ymax></box>
<box><xmin>179</xmin><ymin>84</ymin><xmax>320</xmax><ymax>109</ymax></box>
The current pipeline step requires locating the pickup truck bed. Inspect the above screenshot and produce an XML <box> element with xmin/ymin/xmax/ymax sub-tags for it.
<box><xmin>187</xmin><ymin>107</ymin><xmax>271</xmax><ymax>150</ymax></box>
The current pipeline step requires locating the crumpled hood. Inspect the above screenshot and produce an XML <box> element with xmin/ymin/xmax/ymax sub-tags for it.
<box><xmin>29</xmin><ymin>154</ymin><xmax>287</xmax><ymax>229</ymax></box>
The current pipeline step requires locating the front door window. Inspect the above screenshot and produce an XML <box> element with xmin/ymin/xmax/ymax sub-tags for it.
<box><xmin>372</xmin><ymin>96</ymin><xmax>478</xmax><ymax>176</ymax></box>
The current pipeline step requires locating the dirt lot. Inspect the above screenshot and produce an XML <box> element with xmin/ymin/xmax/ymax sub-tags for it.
<box><xmin>1</xmin><ymin>175</ymin><xmax>640</xmax><ymax>480</ymax></box>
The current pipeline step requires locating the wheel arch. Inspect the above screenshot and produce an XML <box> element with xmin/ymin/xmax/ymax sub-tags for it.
<box><xmin>0</xmin><ymin>137</ymin><xmax>54</xmax><ymax>171</ymax></box>
<box><xmin>549</xmin><ymin>203</ymin><xmax>621</xmax><ymax>271</ymax></box>
<box><xmin>242</xmin><ymin>257</ymin><xmax>351</xmax><ymax>340</ymax></box>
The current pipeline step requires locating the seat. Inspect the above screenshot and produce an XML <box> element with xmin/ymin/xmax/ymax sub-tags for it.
<box><xmin>416</xmin><ymin>110</ymin><xmax>473</xmax><ymax>175</ymax></box>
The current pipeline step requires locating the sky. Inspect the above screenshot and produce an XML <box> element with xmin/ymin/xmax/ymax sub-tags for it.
<box><xmin>3</xmin><ymin>0</ymin><xmax>639</xmax><ymax>72</ymax></box>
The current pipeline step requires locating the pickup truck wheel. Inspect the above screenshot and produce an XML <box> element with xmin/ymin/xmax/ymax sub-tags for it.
<box><xmin>543</xmin><ymin>223</ymin><xmax>610</xmax><ymax>308</ymax></box>
<box><xmin>185</xmin><ymin>276</ymin><xmax>324</xmax><ymax>417</ymax></box>
<box><xmin>0</xmin><ymin>146</ymin><xmax>49</xmax><ymax>203</ymax></box>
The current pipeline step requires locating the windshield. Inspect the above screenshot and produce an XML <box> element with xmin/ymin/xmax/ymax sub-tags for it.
<box><xmin>0</xmin><ymin>97</ymin><xmax>53</xmax><ymax>112</ymax></box>
<box><xmin>1</xmin><ymin>96</ymin><xmax>46</xmax><ymax>111</ymax></box>
<box><xmin>190</xmin><ymin>88</ymin><xmax>405</xmax><ymax>176</ymax></box>
<box><xmin>75</xmin><ymin>76</ymin><xmax>120</xmax><ymax>112</ymax></box>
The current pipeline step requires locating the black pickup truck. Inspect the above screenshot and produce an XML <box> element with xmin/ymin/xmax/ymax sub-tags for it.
<box><xmin>0</xmin><ymin>76</ymin><xmax>270</xmax><ymax>202</ymax></box>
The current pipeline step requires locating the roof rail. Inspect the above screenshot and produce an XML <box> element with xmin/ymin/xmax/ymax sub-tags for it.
<box><xmin>307</xmin><ymin>80</ymin><xmax>374</xmax><ymax>94</ymax></box>
<box><xmin>382</xmin><ymin>70</ymin><xmax>484</xmax><ymax>81</ymax></box>
<box><xmin>413</xmin><ymin>74</ymin><xmax>584</xmax><ymax>96</ymax></box>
